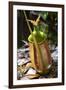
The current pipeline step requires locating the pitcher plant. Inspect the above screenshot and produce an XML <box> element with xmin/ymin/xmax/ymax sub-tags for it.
<box><xmin>23</xmin><ymin>11</ymin><xmax>52</xmax><ymax>75</ymax></box>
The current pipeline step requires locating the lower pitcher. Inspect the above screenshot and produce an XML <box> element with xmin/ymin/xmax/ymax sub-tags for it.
<box><xmin>29</xmin><ymin>41</ymin><xmax>52</xmax><ymax>75</ymax></box>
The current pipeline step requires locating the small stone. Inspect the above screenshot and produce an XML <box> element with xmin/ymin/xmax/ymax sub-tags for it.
<box><xmin>26</xmin><ymin>68</ymin><xmax>36</xmax><ymax>75</ymax></box>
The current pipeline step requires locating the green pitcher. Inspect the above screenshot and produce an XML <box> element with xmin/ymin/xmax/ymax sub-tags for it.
<box><xmin>28</xmin><ymin>26</ymin><xmax>52</xmax><ymax>75</ymax></box>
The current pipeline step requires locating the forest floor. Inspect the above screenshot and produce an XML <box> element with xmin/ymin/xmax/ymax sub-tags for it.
<box><xmin>17</xmin><ymin>41</ymin><xmax>58</xmax><ymax>80</ymax></box>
